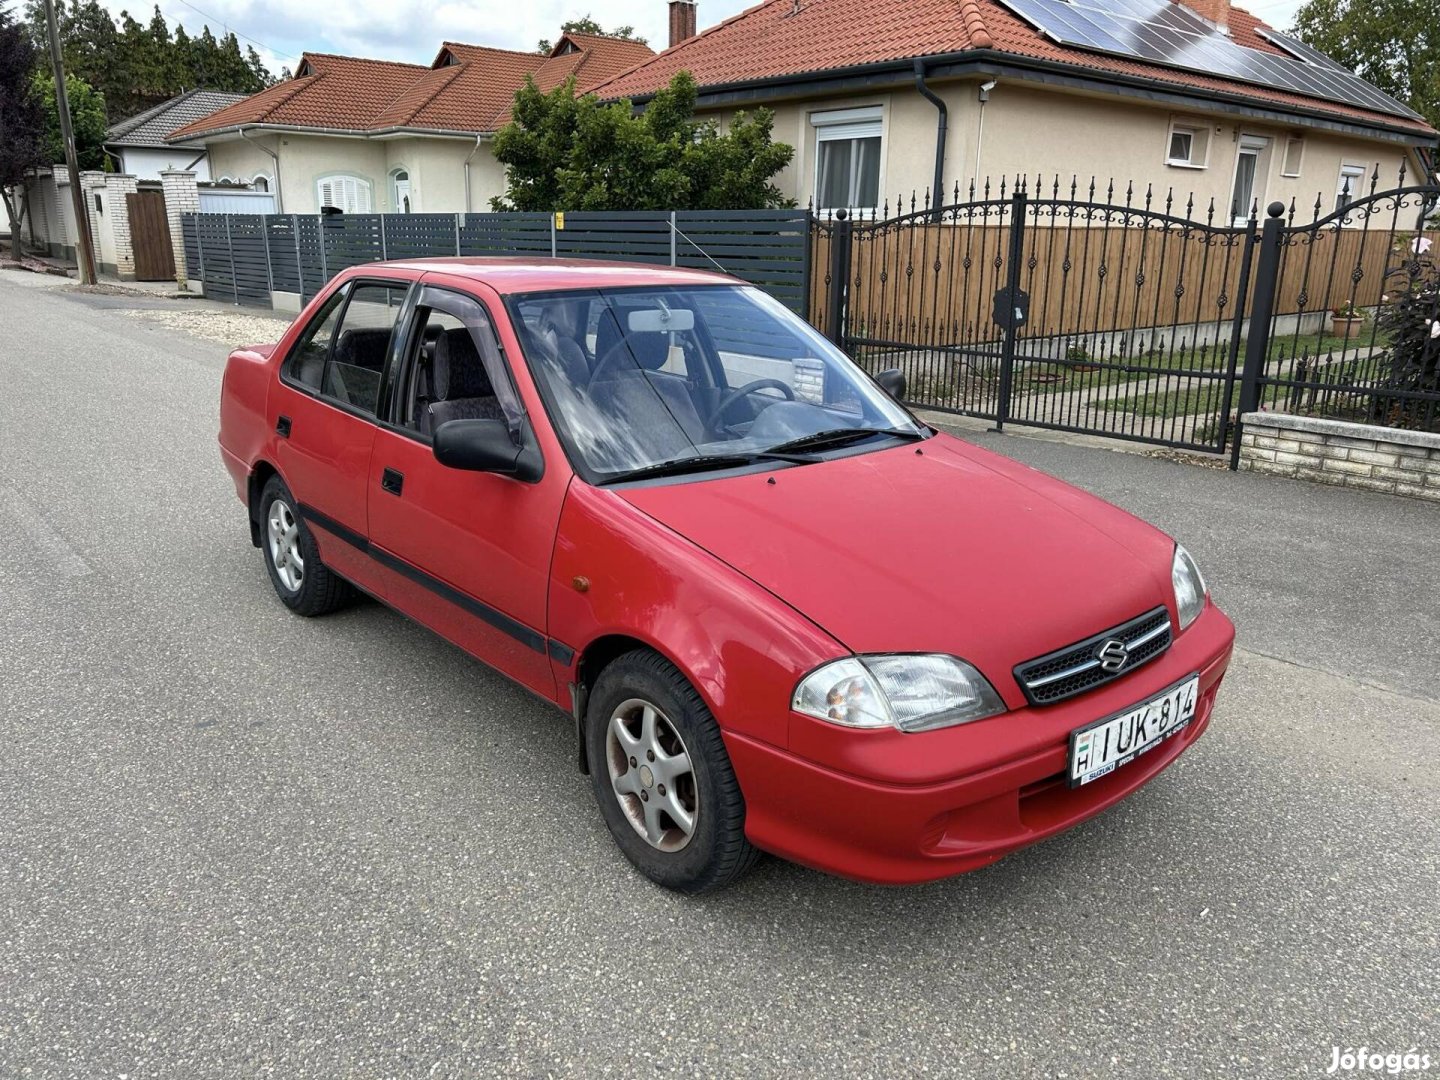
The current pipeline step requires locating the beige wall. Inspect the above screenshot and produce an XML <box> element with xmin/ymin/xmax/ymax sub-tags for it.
<box><xmin>207</xmin><ymin>136</ymin><xmax>279</xmax><ymax>192</ymax></box>
<box><xmin>202</xmin><ymin>132</ymin><xmax>509</xmax><ymax>215</ymax></box>
<box><xmin>703</xmin><ymin>78</ymin><xmax>1418</xmax><ymax>222</ymax></box>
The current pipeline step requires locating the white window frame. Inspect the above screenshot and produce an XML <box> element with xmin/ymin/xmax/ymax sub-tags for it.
<box><xmin>811</xmin><ymin>105</ymin><xmax>884</xmax><ymax>216</ymax></box>
<box><xmin>1335</xmin><ymin>163</ymin><xmax>1367</xmax><ymax>215</ymax></box>
<box><xmin>1280</xmin><ymin>137</ymin><xmax>1304</xmax><ymax>178</ymax></box>
<box><xmin>248</xmin><ymin>173</ymin><xmax>272</xmax><ymax>193</ymax></box>
<box><xmin>315</xmin><ymin>174</ymin><xmax>373</xmax><ymax>214</ymax></box>
<box><xmin>1164</xmin><ymin>120</ymin><xmax>1209</xmax><ymax>169</ymax></box>
<box><xmin>1229</xmin><ymin>134</ymin><xmax>1269</xmax><ymax>226</ymax></box>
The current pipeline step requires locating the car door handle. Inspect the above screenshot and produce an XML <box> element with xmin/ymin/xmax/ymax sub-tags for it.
<box><xmin>276</xmin><ymin>415</ymin><xmax>292</xmax><ymax>438</ymax></box>
<box><xmin>381</xmin><ymin>468</ymin><xmax>404</xmax><ymax>496</ymax></box>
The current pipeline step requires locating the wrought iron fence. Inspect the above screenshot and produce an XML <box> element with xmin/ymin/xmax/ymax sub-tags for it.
<box><xmin>1246</xmin><ymin>169</ymin><xmax>1440</xmax><ymax>441</ymax></box>
<box><xmin>816</xmin><ymin>165</ymin><xmax>1440</xmax><ymax>460</ymax></box>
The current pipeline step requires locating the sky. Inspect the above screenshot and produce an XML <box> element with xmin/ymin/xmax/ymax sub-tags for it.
<box><xmin>6</xmin><ymin>0</ymin><xmax>1310</xmax><ymax>81</ymax></box>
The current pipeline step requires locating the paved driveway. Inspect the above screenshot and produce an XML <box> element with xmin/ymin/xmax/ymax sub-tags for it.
<box><xmin>1</xmin><ymin>271</ymin><xmax>1435</xmax><ymax>1079</ymax></box>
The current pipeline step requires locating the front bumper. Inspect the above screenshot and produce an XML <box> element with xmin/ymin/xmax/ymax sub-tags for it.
<box><xmin>726</xmin><ymin>603</ymin><xmax>1235</xmax><ymax>884</ymax></box>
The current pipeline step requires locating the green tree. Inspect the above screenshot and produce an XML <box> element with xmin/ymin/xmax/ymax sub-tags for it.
<box><xmin>538</xmin><ymin>15</ymin><xmax>645</xmax><ymax>54</ymax></box>
<box><xmin>33</xmin><ymin>71</ymin><xmax>107</xmax><ymax>170</ymax></box>
<box><xmin>491</xmin><ymin>72</ymin><xmax>793</xmax><ymax>211</ymax></box>
<box><xmin>0</xmin><ymin>7</ymin><xmax>45</xmax><ymax>258</ymax></box>
<box><xmin>20</xmin><ymin>0</ymin><xmax>274</xmax><ymax>122</ymax></box>
<box><xmin>1292</xmin><ymin>0</ymin><xmax>1440</xmax><ymax>129</ymax></box>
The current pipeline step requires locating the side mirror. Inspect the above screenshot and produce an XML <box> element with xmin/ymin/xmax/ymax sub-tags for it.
<box><xmin>875</xmin><ymin>367</ymin><xmax>907</xmax><ymax>400</ymax></box>
<box><xmin>433</xmin><ymin>418</ymin><xmax>544</xmax><ymax>483</ymax></box>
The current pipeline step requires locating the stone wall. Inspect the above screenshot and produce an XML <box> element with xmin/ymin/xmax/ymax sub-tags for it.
<box><xmin>1238</xmin><ymin>412</ymin><xmax>1440</xmax><ymax>503</ymax></box>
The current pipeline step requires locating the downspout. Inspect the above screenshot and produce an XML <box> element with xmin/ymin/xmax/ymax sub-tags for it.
<box><xmin>238</xmin><ymin>126</ymin><xmax>283</xmax><ymax>212</ymax></box>
<box><xmin>912</xmin><ymin>59</ymin><xmax>948</xmax><ymax>210</ymax></box>
<box><xmin>464</xmin><ymin>134</ymin><xmax>484</xmax><ymax>214</ymax></box>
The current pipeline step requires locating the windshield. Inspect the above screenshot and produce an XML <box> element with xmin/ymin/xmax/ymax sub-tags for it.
<box><xmin>510</xmin><ymin>285</ymin><xmax>924</xmax><ymax>482</ymax></box>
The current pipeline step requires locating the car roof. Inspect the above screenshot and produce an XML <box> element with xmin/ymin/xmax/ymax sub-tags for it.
<box><xmin>365</xmin><ymin>257</ymin><xmax>743</xmax><ymax>295</ymax></box>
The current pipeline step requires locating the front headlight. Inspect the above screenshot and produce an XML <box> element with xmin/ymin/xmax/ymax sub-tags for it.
<box><xmin>792</xmin><ymin>654</ymin><xmax>1006</xmax><ymax>733</ymax></box>
<box><xmin>1172</xmin><ymin>544</ymin><xmax>1208</xmax><ymax>631</ymax></box>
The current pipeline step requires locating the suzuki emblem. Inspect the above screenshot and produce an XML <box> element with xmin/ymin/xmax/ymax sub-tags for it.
<box><xmin>1096</xmin><ymin>638</ymin><xmax>1130</xmax><ymax>673</ymax></box>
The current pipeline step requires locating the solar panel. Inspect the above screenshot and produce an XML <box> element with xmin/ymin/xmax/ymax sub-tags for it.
<box><xmin>1254</xmin><ymin>27</ymin><xmax>1347</xmax><ymax>71</ymax></box>
<box><xmin>995</xmin><ymin>0</ymin><xmax>1423</xmax><ymax>122</ymax></box>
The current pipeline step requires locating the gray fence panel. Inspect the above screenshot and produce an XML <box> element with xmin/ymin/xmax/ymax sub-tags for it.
<box><xmin>460</xmin><ymin>213</ymin><xmax>552</xmax><ymax>256</ymax></box>
<box><xmin>382</xmin><ymin>214</ymin><xmax>461</xmax><ymax>259</ymax></box>
<box><xmin>181</xmin><ymin>209</ymin><xmax>815</xmax><ymax>315</ymax></box>
<box><xmin>674</xmin><ymin>210</ymin><xmax>812</xmax><ymax>315</ymax></box>
<box><xmin>321</xmin><ymin>215</ymin><xmax>384</xmax><ymax>274</ymax></box>
<box><xmin>181</xmin><ymin>216</ymin><xmax>201</xmax><ymax>284</ymax></box>
<box><xmin>263</xmin><ymin>216</ymin><xmax>302</xmax><ymax>295</ymax></box>
<box><xmin>192</xmin><ymin>214</ymin><xmax>236</xmax><ymax>303</ymax></box>
<box><xmin>227</xmin><ymin>216</ymin><xmax>273</xmax><ymax>306</ymax></box>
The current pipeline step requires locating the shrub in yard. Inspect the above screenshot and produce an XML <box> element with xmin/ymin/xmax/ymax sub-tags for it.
<box><xmin>1372</xmin><ymin>237</ymin><xmax>1440</xmax><ymax>428</ymax></box>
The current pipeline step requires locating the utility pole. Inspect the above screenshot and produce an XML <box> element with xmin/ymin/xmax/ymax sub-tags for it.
<box><xmin>43</xmin><ymin>0</ymin><xmax>96</xmax><ymax>284</ymax></box>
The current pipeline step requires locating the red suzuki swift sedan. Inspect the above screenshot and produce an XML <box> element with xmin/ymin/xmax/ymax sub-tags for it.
<box><xmin>218</xmin><ymin>258</ymin><xmax>1234</xmax><ymax>893</ymax></box>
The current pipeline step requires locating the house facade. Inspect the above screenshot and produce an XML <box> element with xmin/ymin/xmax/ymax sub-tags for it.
<box><xmin>595</xmin><ymin>0</ymin><xmax>1436</xmax><ymax>222</ymax></box>
<box><xmin>165</xmin><ymin>34</ymin><xmax>656</xmax><ymax>215</ymax></box>
<box><xmin>104</xmin><ymin>90</ymin><xmax>248</xmax><ymax>182</ymax></box>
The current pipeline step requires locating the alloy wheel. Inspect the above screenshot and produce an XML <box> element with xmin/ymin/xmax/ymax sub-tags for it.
<box><xmin>266</xmin><ymin>498</ymin><xmax>304</xmax><ymax>593</ymax></box>
<box><xmin>605</xmin><ymin>697</ymin><xmax>698</xmax><ymax>852</ymax></box>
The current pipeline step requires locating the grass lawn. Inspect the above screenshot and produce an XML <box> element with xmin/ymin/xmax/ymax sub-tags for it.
<box><xmin>1019</xmin><ymin>328</ymin><xmax>1391</xmax><ymax>399</ymax></box>
<box><xmin>1092</xmin><ymin>383</ymin><xmax>1226</xmax><ymax>418</ymax></box>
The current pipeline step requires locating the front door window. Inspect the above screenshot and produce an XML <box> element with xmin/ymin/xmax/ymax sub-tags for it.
<box><xmin>392</xmin><ymin>169</ymin><xmax>411</xmax><ymax>214</ymax></box>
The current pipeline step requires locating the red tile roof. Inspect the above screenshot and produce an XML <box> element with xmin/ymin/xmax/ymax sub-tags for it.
<box><xmin>589</xmin><ymin>0</ymin><xmax>1434</xmax><ymax>136</ymax></box>
<box><xmin>168</xmin><ymin>33</ymin><xmax>657</xmax><ymax>141</ymax></box>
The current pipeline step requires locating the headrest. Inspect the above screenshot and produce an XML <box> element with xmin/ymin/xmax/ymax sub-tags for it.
<box><xmin>432</xmin><ymin>328</ymin><xmax>493</xmax><ymax>401</ymax></box>
<box><xmin>594</xmin><ymin>315</ymin><xmax>672</xmax><ymax>376</ymax></box>
<box><xmin>626</xmin><ymin>332</ymin><xmax>672</xmax><ymax>371</ymax></box>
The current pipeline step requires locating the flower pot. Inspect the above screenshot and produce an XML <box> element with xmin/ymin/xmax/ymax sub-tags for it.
<box><xmin>1331</xmin><ymin>315</ymin><xmax>1365</xmax><ymax>339</ymax></box>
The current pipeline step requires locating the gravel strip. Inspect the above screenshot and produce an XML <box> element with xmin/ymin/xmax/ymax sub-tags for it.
<box><xmin>123</xmin><ymin>306</ymin><xmax>289</xmax><ymax>347</ymax></box>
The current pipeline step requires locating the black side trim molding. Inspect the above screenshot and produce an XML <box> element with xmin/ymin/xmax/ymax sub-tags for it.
<box><xmin>547</xmin><ymin>639</ymin><xmax>576</xmax><ymax>667</ymax></box>
<box><xmin>297</xmin><ymin>502</ymin><xmax>546</xmax><ymax>655</ymax></box>
<box><xmin>299</xmin><ymin>503</ymin><xmax>368</xmax><ymax>551</ymax></box>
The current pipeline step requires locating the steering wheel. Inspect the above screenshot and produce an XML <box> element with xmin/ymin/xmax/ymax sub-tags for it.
<box><xmin>705</xmin><ymin>378</ymin><xmax>796</xmax><ymax>433</ymax></box>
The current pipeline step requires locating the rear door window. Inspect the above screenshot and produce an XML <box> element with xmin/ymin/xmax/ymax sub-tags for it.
<box><xmin>283</xmin><ymin>288</ymin><xmax>347</xmax><ymax>390</ymax></box>
<box><xmin>322</xmin><ymin>283</ymin><xmax>406</xmax><ymax>416</ymax></box>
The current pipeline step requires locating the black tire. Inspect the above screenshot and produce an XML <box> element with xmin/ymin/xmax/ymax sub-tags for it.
<box><xmin>257</xmin><ymin>476</ymin><xmax>353</xmax><ymax>617</ymax></box>
<box><xmin>586</xmin><ymin>649</ymin><xmax>761</xmax><ymax>893</ymax></box>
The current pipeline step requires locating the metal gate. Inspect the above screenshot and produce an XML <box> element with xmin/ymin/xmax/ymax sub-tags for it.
<box><xmin>126</xmin><ymin>190</ymin><xmax>176</xmax><ymax>281</ymax></box>
<box><xmin>817</xmin><ymin>178</ymin><xmax>1255</xmax><ymax>453</ymax></box>
<box><xmin>818</xmin><ymin>169</ymin><xmax>1440</xmax><ymax>457</ymax></box>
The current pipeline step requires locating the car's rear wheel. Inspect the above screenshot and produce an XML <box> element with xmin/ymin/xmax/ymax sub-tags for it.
<box><xmin>258</xmin><ymin>476</ymin><xmax>352</xmax><ymax>616</ymax></box>
<box><xmin>586</xmin><ymin>649</ymin><xmax>760</xmax><ymax>893</ymax></box>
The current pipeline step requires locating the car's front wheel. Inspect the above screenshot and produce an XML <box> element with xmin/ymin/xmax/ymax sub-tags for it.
<box><xmin>586</xmin><ymin>649</ymin><xmax>760</xmax><ymax>893</ymax></box>
<box><xmin>258</xmin><ymin>476</ymin><xmax>352</xmax><ymax>616</ymax></box>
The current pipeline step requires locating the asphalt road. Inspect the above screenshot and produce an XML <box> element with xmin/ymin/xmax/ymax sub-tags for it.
<box><xmin>1</xmin><ymin>271</ymin><xmax>1436</xmax><ymax>1079</ymax></box>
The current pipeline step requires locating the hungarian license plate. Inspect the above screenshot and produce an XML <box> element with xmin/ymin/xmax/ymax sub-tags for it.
<box><xmin>1068</xmin><ymin>676</ymin><xmax>1199</xmax><ymax>787</ymax></box>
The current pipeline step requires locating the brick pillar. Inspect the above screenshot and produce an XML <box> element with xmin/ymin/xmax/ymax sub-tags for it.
<box><xmin>105</xmin><ymin>174</ymin><xmax>139</xmax><ymax>280</ymax></box>
<box><xmin>160</xmin><ymin>169</ymin><xmax>200</xmax><ymax>288</ymax></box>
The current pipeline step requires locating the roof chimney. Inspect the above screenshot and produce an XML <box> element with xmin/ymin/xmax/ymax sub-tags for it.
<box><xmin>1177</xmin><ymin>0</ymin><xmax>1229</xmax><ymax>34</ymax></box>
<box><xmin>669</xmin><ymin>0</ymin><xmax>698</xmax><ymax>48</ymax></box>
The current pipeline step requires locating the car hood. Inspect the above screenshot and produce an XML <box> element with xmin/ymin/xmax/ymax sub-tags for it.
<box><xmin>616</xmin><ymin>434</ymin><xmax>1176</xmax><ymax>697</ymax></box>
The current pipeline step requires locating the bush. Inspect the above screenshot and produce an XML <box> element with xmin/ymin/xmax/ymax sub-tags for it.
<box><xmin>1372</xmin><ymin>236</ymin><xmax>1440</xmax><ymax>428</ymax></box>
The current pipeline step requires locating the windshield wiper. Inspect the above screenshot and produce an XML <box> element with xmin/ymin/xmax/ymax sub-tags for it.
<box><xmin>597</xmin><ymin>449</ymin><xmax>816</xmax><ymax>486</ymax></box>
<box><xmin>764</xmin><ymin>427</ymin><xmax>926</xmax><ymax>455</ymax></box>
